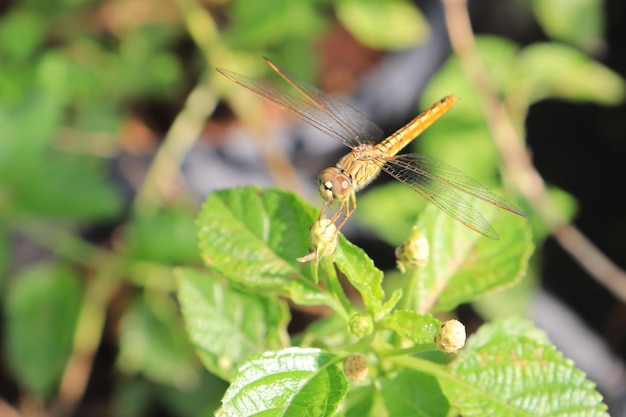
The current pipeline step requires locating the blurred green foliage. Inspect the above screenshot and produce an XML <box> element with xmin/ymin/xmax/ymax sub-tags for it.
<box><xmin>0</xmin><ymin>0</ymin><xmax>622</xmax><ymax>415</ymax></box>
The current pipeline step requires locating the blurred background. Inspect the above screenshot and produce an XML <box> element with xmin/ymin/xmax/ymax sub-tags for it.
<box><xmin>1</xmin><ymin>0</ymin><xmax>626</xmax><ymax>415</ymax></box>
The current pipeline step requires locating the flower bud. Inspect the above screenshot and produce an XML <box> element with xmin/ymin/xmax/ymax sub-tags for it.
<box><xmin>297</xmin><ymin>218</ymin><xmax>338</xmax><ymax>263</ymax></box>
<box><xmin>395</xmin><ymin>226</ymin><xmax>429</xmax><ymax>273</ymax></box>
<box><xmin>343</xmin><ymin>353</ymin><xmax>368</xmax><ymax>381</ymax></box>
<box><xmin>349</xmin><ymin>312</ymin><xmax>374</xmax><ymax>338</ymax></box>
<box><xmin>434</xmin><ymin>319</ymin><xmax>466</xmax><ymax>353</ymax></box>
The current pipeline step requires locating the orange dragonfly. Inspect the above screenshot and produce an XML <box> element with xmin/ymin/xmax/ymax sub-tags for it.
<box><xmin>217</xmin><ymin>58</ymin><xmax>526</xmax><ymax>240</ymax></box>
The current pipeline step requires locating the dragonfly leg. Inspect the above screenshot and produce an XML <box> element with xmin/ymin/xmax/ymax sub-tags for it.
<box><xmin>332</xmin><ymin>193</ymin><xmax>357</xmax><ymax>232</ymax></box>
<box><xmin>316</xmin><ymin>192</ymin><xmax>357</xmax><ymax>233</ymax></box>
<box><xmin>318</xmin><ymin>200</ymin><xmax>331</xmax><ymax>220</ymax></box>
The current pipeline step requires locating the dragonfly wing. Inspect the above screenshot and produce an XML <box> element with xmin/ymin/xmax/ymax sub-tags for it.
<box><xmin>216</xmin><ymin>59</ymin><xmax>385</xmax><ymax>149</ymax></box>
<box><xmin>387</xmin><ymin>154</ymin><xmax>527</xmax><ymax>217</ymax></box>
<box><xmin>379</xmin><ymin>154</ymin><xmax>527</xmax><ymax>239</ymax></box>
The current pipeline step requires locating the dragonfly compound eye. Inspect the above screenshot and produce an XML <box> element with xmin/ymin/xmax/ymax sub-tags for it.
<box><xmin>318</xmin><ymin>167</ymin><xmax>351</xmax><ymax>202</ymax></box>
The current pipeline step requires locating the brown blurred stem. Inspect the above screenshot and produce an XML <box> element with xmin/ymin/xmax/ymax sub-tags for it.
<box><xmin>442</xmin><ymin>0</ymin><xmax>626</xmax><ymax>301</ymax></box>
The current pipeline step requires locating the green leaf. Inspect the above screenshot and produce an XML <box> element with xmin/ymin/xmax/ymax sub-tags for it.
<box><xmin>0</xmin><ymin>10</ymin><xmax>46</xmax><ymax>60</ymax></box>
<box><xmin>414</xmin><ymin>196</ymin><xmax>534</xmax><ymax>312</ymax></box>
<box><xmin>532</xmin><ymin>0</ymin><xmax>604</xmax><ymax>53</ymax></box>
<box><xmin>220</xmin><ymin>348</ymin><xmax>348</xmax><ymax>417</ymax></box>
<box><xmin>360</xmin><ymin>40</ymin><xmax>520</xmax><ymax>247</ymax></box>
<box><xmin>225</xmin><ymin>0</ymin><xmax>325</xmax><ymax>48</ymax></box>
<box><xmin>0</xmin><ymin>92</ymin><xmax>63</xmax><ymax>170</ymax></box>
<box><xmin>427</xmin><ymin>35</ymin><xmax>625</xmax><ymax>111</ymax></box>
<box><xmin>380</xmin><ymin>368</ymin><xmax>449</xmax><ymax>416</ymax></box>
<box><xmin>424</xmin><ymin>36</ymin><xmax>520</xmax><ymax>124</ymax></box>
<box><xmin>472</xmin><ymin>275</ymin><xmax>536</xmax><ymax>320</ymax></box>
<box><xmin>379</xmin><ymin>310</ymin><xmax>441</xmax><ymax>344</ymax></box>
<box><xmin>516</xmin><ymin>42</ymin><xmax>626</xmax><ymax>104</ymax></box>
<box><xmin>421</xmin><ymin>37</ymin><xmax>521</xmax><ymax>182</ymax></box>
<box><xmin>4</xmin><ymin>263</ymin><xmax>81</xmax><ymax>395</ymax></box>
<box><xmin>112</xmin><ymin>371</ymin><xmax>227</xmax><ymax>417</ymax></box>
<box><xmin>341</xmin><ymin>384</ymin><xmax>384</xmax><ymax>417</ymax></box>
<box><xmin>292</xmin><ymin>313</ymin><xmax>356</xmax><ymax>351</ymax></box>
<box><xmin>357</xmin><ymin>182</ymin><xmax>427</xmax><ymax>246</ymax></box>
<box><xmin>176</xmin><ymin>267</ymin><xmax>290</xmax><ymax>380</ymax></box>
<box><xmin>0</xmin><ymin>93</ymin><xmax>122</xmax><ymax>219</ymax></box>
<box><xmin>336</xmin><ymin>0</ymin><xmax>429</xmax><ymax>50</ymax></box>
<box><xmin>114</xmin><ymin>31</ymin><xmax>182</xmax><ymax>99</ymax></box>
<box><xmin>439</xmin><ymin>318</ymin><xmax>608</xmax><ymax>416</ymax></box>
<box><xmin>196</xmin><ymin>186</ymin><xmax>332</xmax><ymax>306</ymax></box>
<box><xmin>117</xmin><ymin>293</ymin><xmax>198</xmax><ymax>386</ymax></box>
<box><xmin>463</xmin><ymin>317</ymin><xmax>550</xmax><ymax>347</ymax></box>
<box><xmin>528</xmin><ymin>185</ymin><xmax>578</xmax><ymax>243</ymax></box>
<box><xmin>334</xmin><ymin>237</ymin><xmax>386</xmax><ymax>311</ymax></box>
<box><xmin>124</xmin><ymin>206</ymin><xmax>199</xmax><ymax>264</ymax></box>
<box><xmin>11</xmin><ymin>152</ymin><xmax>123</xmax><ymax>219</ymax></box>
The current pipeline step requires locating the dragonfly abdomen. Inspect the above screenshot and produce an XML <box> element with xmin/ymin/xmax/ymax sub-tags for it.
<box><xmin>376</xmin><ymin>94</ymin><xmax>459</xmax><ymax>156</ymax></box>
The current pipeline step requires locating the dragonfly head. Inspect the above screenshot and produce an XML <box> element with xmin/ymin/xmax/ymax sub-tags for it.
<box><xmin>318</xmin><ymin>167</ymin><xmax>352</xmax><ymax>203</ymax></box>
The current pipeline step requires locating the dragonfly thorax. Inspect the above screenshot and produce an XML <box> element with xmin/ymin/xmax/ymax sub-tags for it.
<box><xmin>318</xmin><ymin>167</ymin><xmax>352</xmax><ymax>203</ymax></box>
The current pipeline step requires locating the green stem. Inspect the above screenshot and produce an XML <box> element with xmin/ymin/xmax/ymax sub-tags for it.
<box><xmin>378</xmin><ymin>343</ymin><xmax>437</xmax><ymax>358</ymax></box>
<box><xmin>399</xmin><ymin>266</ymin><xmax>421</xmax><ymax>312</ymax></box>
<box><xmin>321</xmin><ymin>256</ymin><xmax>352</xmax><ymax>320</ymax></box>
<box><xmin>388</xmin><ymin>355</ymin><xmax>451</xmax><ymax>381</ymax></box>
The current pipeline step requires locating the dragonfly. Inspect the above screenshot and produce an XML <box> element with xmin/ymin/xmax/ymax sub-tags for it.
<box><xmin>216</xmin><ymin>58</ymin><xmax>527</xmax><ymax>240</ymax></box>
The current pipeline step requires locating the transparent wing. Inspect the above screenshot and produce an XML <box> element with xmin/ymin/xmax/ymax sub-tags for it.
<box><xmin>216</xmin><ymin>58</ymin><xmax>385</xmax><ymax>149</ymax></box>
<box><xmin>378</xmin><ymin>153</ymin><xmax>527</xmax><ymax>239</ymax></box>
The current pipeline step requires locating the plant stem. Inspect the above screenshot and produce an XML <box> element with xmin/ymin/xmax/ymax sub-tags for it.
<box><xmin>378</xmin><ymin>343</ymin><xmax>438</xmax><ymax>358</ymax></box>
<box><xmin>388</xmin><ymin>355</ymin><xmax>450</xmax><ymax>381</ymax></box>
<box><xmin>321</xmin><ymin>256</ymin><xmax>352</xmax><ymax>320</ymax></box>
<box><xmin>399</xmin><ymin>267</ymin><xmax>420</xmax><ymax>312</ymax></box>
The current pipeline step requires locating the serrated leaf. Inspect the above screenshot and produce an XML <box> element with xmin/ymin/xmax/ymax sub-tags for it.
<box><xmin>532</xmin><ymin>0</ymin><xmax>604</xmax><ymax>53</ymax></box>
<box><xmin>337</xmin><ymin>0</ymin><xmax>429</xmax><ymax>50</ymax></box>
<box><xmin>379</xmin><ymin>310</ymin><xmax>441</xmax><ymax>344</ymax></box>
<box><xmin>439</xmin><ymin>318</ymin><xmax>609</xmax><ymax>416</ymax></box>
<box><xmin>117</xmin><ymin>293</ymin><xmax>197</xmax><ymax>386</ymax></box>
<box><xmin>4</xmin><ymin>263</ymin><xmax>81</xmax><ymax>395</ymax></box>
<box><xmin>334</xmin><ymin>237</ymin><xmax>386</xmax><ymax>311</ymax></box>
<box><xmin>464</xmin><ymin>317</ymin><xmax>550</xmax><ymax>348</ymax></box>
<box><xmin>196</xmin><ymin>186</ymin><xmax>332</xmax><ymax>306</ymax></box>
<box><xmin>380</xmin><ymin>368</ymin><xmax>449</xmax><ymax>416</ymax></box>
<box><xmin>220</xmin><ymin>348</ymin><xmax>348</xmax><ymax>417</ymax></box>
<box><xmin>413</xmin><ymin>197</ymin><xmax>533</xmax><ymax>313</ymax></box>
<box><xmin>517</xmin><ymin>42</ymin><xmax>626</xmax><ymax>104</ymax></box>
<box><xmin>176</xmin><ymin>268</ymin><xmax>290</xmax><ymax>380</ymax></box>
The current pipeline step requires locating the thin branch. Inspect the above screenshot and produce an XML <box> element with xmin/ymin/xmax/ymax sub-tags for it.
<box><xmin>133</xmin><ymin>83</ymin><xmax>219</xmax><ymax>213</ymax></box>
<box><xmin>442</xmin><ymin>0</ymin><xmax>626</xmax><ymax>301</ymax></box>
